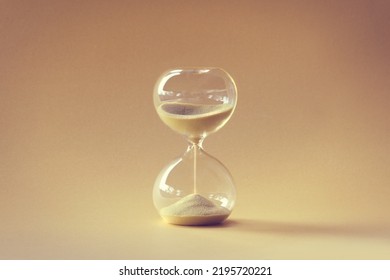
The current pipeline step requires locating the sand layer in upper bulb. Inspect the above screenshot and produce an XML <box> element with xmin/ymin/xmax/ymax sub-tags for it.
<box><xmin>160</xmin><ymin>193</ymin><xmax>230</xmax><ymax>226</ymax></box>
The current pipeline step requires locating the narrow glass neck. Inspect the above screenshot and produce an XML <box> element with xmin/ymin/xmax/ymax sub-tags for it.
<box><xmin>187</xmin><ymin>137</ymin><xmax>204</xmax><ymax>149</ymax></box>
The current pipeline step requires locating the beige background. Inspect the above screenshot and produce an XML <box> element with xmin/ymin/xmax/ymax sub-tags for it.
<box><xmin>1</xmin><ymin>0</ymin><xmax>390</xmax><ymax>259</ymax></box>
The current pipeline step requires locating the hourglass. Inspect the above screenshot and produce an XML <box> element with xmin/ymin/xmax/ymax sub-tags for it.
<box><xmin>153</xmin><ymin>67</ymin><xmax>237</xmax><ymax>226</ymax></box>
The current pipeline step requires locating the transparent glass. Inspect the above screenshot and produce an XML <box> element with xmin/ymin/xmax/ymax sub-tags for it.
<box><xmin>153</xmin><ymin>67</ymin><xmax>237</xmax><ymax>226</ymax></box>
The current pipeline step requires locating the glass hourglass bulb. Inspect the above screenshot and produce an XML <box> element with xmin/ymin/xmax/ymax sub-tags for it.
<box><xmin>153</xmin><ymin>67</ymin><xmax>237</xmax><ymax>226</ymax></box>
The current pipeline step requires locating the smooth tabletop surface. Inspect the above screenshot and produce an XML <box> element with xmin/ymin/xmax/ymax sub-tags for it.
<box><xmin>1</xmin><ymin>0</ymin><xmax>390</xmax><ymax>259</ymax></box>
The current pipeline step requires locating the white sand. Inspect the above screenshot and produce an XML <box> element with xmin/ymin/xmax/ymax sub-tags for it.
<box><xmin>160</xmin><ymin>193</ymin><xmax>230</xmax><ymax>226</ymax></box>
<box><xmin>157</xmin><ymin>103</ymin><xmax>233</xmax><ymax>139</ymax></box>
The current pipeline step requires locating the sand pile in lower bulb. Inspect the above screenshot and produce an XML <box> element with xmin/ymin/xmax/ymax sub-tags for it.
<box><xmin>160</xmin><ymin>194</ymin><xmax>230</xmax><ymax>217</ymax></box>
<box><xmin>160</xmin><ymin>194</ymin><xmax>230</xmax><ymax>225</ymax></box>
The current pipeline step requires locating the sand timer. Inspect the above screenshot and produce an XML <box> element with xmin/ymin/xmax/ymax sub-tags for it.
<box><xmin>153</xmin><ymin>67</ymin><xmax>237</xmax><ymax>226</ymax></box>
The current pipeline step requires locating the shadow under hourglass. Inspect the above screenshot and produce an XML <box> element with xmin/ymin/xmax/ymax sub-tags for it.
<box><xmin>214</xmin><ymin>218</ymin><xmax>390</xmax><ymax>241</ymax></box>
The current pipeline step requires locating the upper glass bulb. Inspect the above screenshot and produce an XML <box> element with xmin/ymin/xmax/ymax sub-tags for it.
<box><xmin>154</xmin><ymin>68</ymin><xmax>237</xmax><ymax>143</ymax></box>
